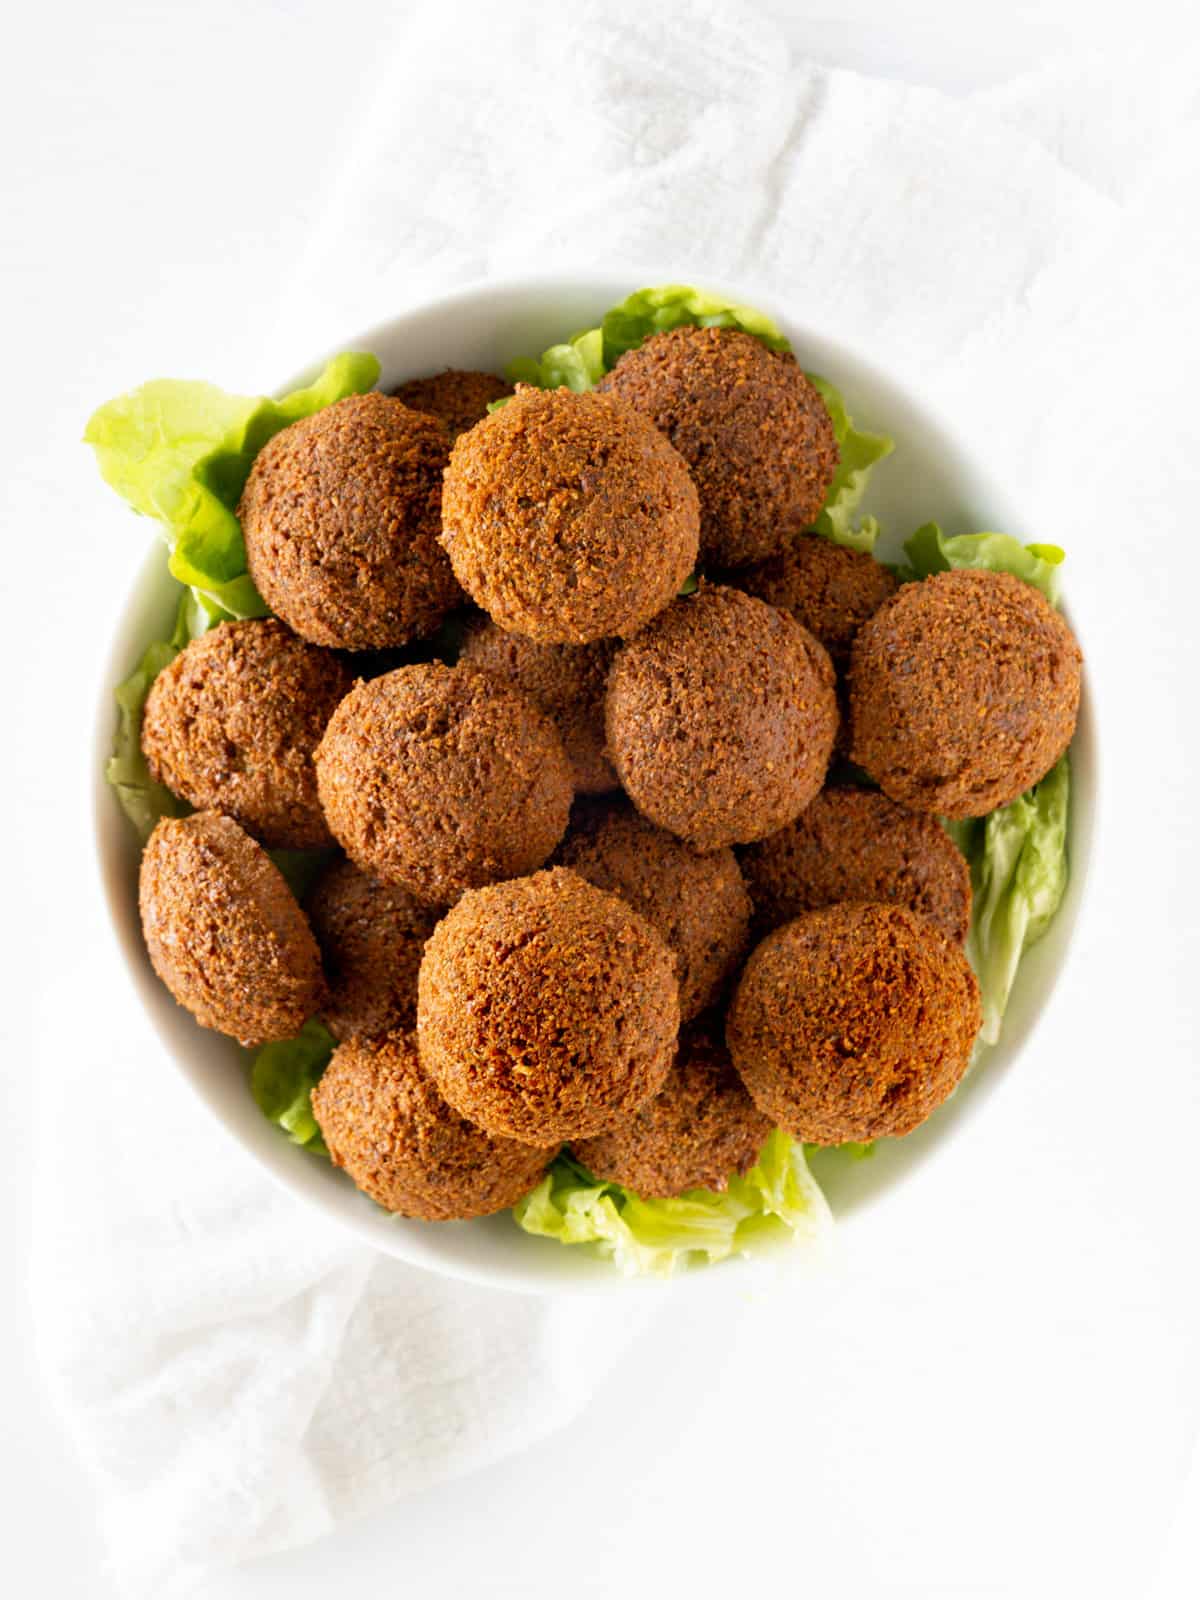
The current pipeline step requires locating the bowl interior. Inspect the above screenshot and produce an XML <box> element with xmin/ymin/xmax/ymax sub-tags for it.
<box><xmin>94</xmin><ymin>274</ymin><xmax>1096</xmax><ymax>1294</ymax></box>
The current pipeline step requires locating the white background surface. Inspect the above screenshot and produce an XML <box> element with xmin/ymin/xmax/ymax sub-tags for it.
<box><xmin>5</xmin><ymin>1</ymin><xmax>1199</xmax><ymax>1596</ymax></box>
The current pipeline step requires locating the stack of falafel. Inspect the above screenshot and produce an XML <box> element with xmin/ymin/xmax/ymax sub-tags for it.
<box><xmin>136</xmin><ymin>324</ymin><xmax>1083</xmax><ymax>1228</ymax></box>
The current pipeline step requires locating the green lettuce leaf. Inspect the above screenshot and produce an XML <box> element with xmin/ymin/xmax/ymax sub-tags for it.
<box><xmin>85</xmin><ymin>352</ymin><xmax>380</xmax><ymax>616</ymax></box>
<box><xmin>833</xmin><ymin>1140</ymin><xmax>876</xmax><ymax>1161</ymax></box>
<box><xmin>903</xmin><ymin>521</ymin><xmax>1065</xmax><ymax>604</ymax></box>
<box><xmin>808</xmin><ymin>374</ymin><xmax>895</xmax><ymax>554</ymax></box>
<box><xmin>949</xmin><ymin>759</ymin><xmax>1070</xmax><ymax>1045</ymax></box>
<box><xmin>105</xmin><ymin>587</ymin><xmax>222</xmax><ymax>838</ymax></box>
<box><xmin>512</xmin><ymin>1128</ymin><xmax>831</xmax><ymax>1277</ymax></box>
<box><xmin>599</xmin><ymin>283</ymin><xmax>791</xmax><ymax>365</ymax></box>
<box><xmin>98</xmin><ymin>352</ymin><xmax>381</xmax><ymax>836</ymax></box>
<box><xmin>508</xmin><ymin>327</ymin><xmax>605</xmax><ymax>392</ymax></box>
<box><xmin>502</xmin><ymin>286</ymin><xmax>891</xmax><ymax>551</ymax></box>
<box><xmin>249</xmin><ymin>1019</ymin><xmax>336</xmax><ymax>1152</ymax></box>
<box><xmin>504</xmin><ymin>285</ymin><xmax>787</xmax><ymax>394</ymax></box>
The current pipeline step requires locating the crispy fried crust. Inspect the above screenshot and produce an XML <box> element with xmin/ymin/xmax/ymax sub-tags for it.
<box><xmin>141</xmin><ymin>619</ymin><xmax>352</xmax><ymax>849</ymax></box>
<box><xmin>605</xmin><ymin>585</ymin><xmax>838</xmax><ymax>851</ymax></box>
<box><xmin>849</xmin><ymin>570</ymin><xmax>1082</xmax><ymax>817</ymax></box>
<box><xmin>311</xmin><ymin>1031</ymin><xmax>557</xmax><ymax>1219</ymax></box>
<box><xmin>556</xmin><ymin>799</ymin><xmax>751</xmax><ymax>1020</ymax></box>
<box><xmin>416</xmin><ymin>868</ymin><xmax>680</xmax><ymax>1145</ymax></box>
<box><xmin>138</xmin><ymin>811</ymin><xmax>324</xmax><ymax>1047</ymax></box>
<box><xmin>726</xmin><ymin>903</ymin><xmax>981</xmax><ymax>1144</ymax></box>
<box><xmin>739</xmin><ymin>785</ymin><xmax>972</xmax><ymax>944</ymax></box>
<box><xmin>597</xmin><ymin>327</ymin><xmax>838</xmax><ymax>567</ymax></box>
<box><xmin>238</xmin><ymin>391</ymin><xmax>461</xmax><ymax>650</ymax></box>
<box><xmin>306</xmin><ymin>860</ymin><xmax>439</xmax><ymax>1041</ymax></box>
<box><xmin>315</xmin><ymin>662</ymin><xmax>572</xmax><ymax>906</ymax></box>
<box><xmin>390</xmin><ymin>368</ymin><xmax>512</xmax><ymax>441</ymax></box>
<box><xmin>440</xmin><ymin>386</ymin><xmax>699</xmax><ymax>643</ymax></box>
<box><xmin>735</xmin><ymin>535</ymin><xmax>898</xmax><ymax>669</ymax></box>
<box><xmin>735</xmin><ymin>536</ymin><xmax>900</xmax><ymax>757</ymax></box>
<box><xmin>571</xmin><ymin>1019</ymin><xmax>771</xmax><ymax>1197</ymax></box>
<box><xmin>459</xmin><ymin>619</ymin><xmax>619</xmax><ymax>795</ymax></box>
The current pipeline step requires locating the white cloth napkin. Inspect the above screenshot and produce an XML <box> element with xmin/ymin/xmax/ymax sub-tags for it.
<box><xmin>33</xmin><ymin>4</ymin><xmax>1200</xmax><ymax>1595</ymax></box>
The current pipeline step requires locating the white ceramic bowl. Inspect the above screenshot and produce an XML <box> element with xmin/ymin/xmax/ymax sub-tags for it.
<box><xmin>94</xmin><ymin>273</ymin><xmax>1097</xmax><ymax>1295</ymax></box>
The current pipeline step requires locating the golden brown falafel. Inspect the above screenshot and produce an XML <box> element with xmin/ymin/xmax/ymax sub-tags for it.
<box><xmin>734</xmin><ymin>537</ymin><xmax>900</xmax><ymax>756</ymax></box>
<box><xmin>571</xmin><ymin>1020</ymin><xmax>771</xmax><ymax>1198</ymax></box>
<box><xmin>238</xmin><ymin>391</ymin><xmax>461</xmax><ymax>651</ymax></box>
<box><xmin>605</xmin><ymin>585</ymin><xmax>838</xmax><ymax>851</ymax></box>
<box><xmin>556</xmin><ymin>799</ymin><xmax>752</xmax><ymax>1020</ymax></box>
<box><xmin>458</xmin><ymin>619</ymin><xmax>619</xmax><ymax>795</ymax></box>
<box><xmin>596</xmin><ymin>326</ymin><xmax>838</xmax><ymax>568</ymax></box>
<box><xmin>735</xmin><ymin>534</ymin><xmax>899</xmax><ymax>670</ymax></box>
<box><xmin>311</xmin><ymin>1031</ymin><xmax>557</xmax><ymax>1219</ymax></box>
<box><xmin>849</xmin><ymin>569</ymin><xmax>1082</xmax><ymax>818</ymax></box>
<box><xmin>416</xmin><ymin>868</ymin><xmax>680</xmax><ymax>1146</ymax></box>
<box><xmin>315</xmin><ymin>662</ymin><xmax>572</xmax><ymax>906</ymax></box>
<box><xmin>139</xmin><ymin>811</ymin><xmax>324</xmax><ymax>1047</ymax></box>
<box><xmin>440</xmin><ymin>385</ymin><xmax>699</xmax><ymax>643</ymax></box>
<box><xmin>739</xmin><ymin>786</ymin><xmax>972</xmax><ymax>944</ymax></box>
<box><xmin>390</xmin><ymin>368</ymin><xmax>512</xmax><ymax>441</ymax></box>
<box><xmin>141</xmin><ymin>619</ymin><xmax>353</xmax><ymax>850</ymax></box>
<box><xmin>306</xmin><ymin>860</ymin><xmax>439</xmax><ymax>1041</ymax></box>
<box><xmin>726</xmin><ymin>903</ymin><xmax>981</xmax><ymax>1144</ymax></box>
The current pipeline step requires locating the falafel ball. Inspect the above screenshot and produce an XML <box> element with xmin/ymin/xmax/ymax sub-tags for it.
<box><xmin>306</xmin><ymin>859</ymin><xmax>439</xmax><ymax>1041</ymax></box>
<box><xmin>440</xmin><ymin>385</ymin><xmax>699</xmax><ymax>644</ymax></box>
<box><xmin>390</xmin><ymin>368</ymin><xmax>513</xmax><ymax>441</ymax></box>
<box><xmin>739</xmin><ymin>786</ymin><xmax>972</xmax><ymax>945</ymax></box>
<box><xmin>726</xmin><ymin>903</ymin><xmax>981</xmax><ymax>1144</ymax></box>
<box><xmin>596</xmin><ymin>326</ymin><xmax>838</xmax><ymax>568</ymax></box>
<box><xmin>605</xmin><ymin>585</ymin><xmax>838</xmax><ymax>851</ymax></box>
<box><xmin>849</xmin><ymin>569</ymin><xmax>1082</xmax><ymax>817</ymax></box>
<box><xmin>139</xmin><ymin>811</ymin><xmax>324</xmax><ymax>1048</ymax></box>
<box><xmin>315</xmin><ymin>662</ymin><xmax>572</xmax><ymax>906</ymax></box>
<box><xmin>556</xmin><ymin>799</ymin><xmax>752</xmax><ymax>1020</ymax></box>
<box><xmin>735</xmin><ymin>537</ymin><xmax>899</xmax><ymax>755</ymax></box>
<box><xmin>141</xmin><ymin>619</ymin><xmax>353</xmax><ymax>850</ymax></box>
<box><xmin>417</xmin><ymin>868</ymin><xmax>679</xmax><ymax>1145</ymax></box>
<box><xmin>238</xmin><ymin>391</ymin><xmax>461</xmax><ymax>651</ymax></box>
<box><xmin>571</xmin><ymin>1020</ymin><xmax>771</xmax><ymax>1197</ymax></box>
<box><xmin>311</xmin><ymin>1031</ymin><xmax>557</xmax><ymax>1219</ymax></box>
<box><xmin>458</xmin><ymin>618</ymin><xmax>619</xmax><ymax>795</ymax></box>
<box><xmin>735</xmin><ymin>534</ymin><xmax>899</xmax><ymax>670</ymax></box>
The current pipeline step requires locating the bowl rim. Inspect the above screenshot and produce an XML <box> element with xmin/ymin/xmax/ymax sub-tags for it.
<box><xmin>92</xmin><ymin>268</ymin><xmax>1101</xmax><ymax>1296</ymax></box>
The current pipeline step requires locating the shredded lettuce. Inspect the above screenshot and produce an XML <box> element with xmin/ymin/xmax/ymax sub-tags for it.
<box><xmin>903</xmin><ymin>521</ymin><xmax>1065</xmax><ymax>604</ymax></box>
<box><xmin>512</xmin><ymin>1128</ymin><xmax>831</xmax><ymax>1277</ymax></box>
<box><xmin>808</xmin><ymin>375</ymin><xmax>894</xmax><ymax>553</ymax></box>
<box><xmin>947</xmin><ymin>759</ymin><xmax>1070</xmax><ymax>1044</ymax></box>
<box><xmin>502</xmin><ymin>284</ymin><xmax>891</xmax><ymax>553</ymax></box>
<box><xmin>86</xmin><ymin>352</ymin><xmax>380</xmax><ymax>617</ymax></box>
<box><xmin>249</xmin><ymin>1019</ymin><xmax>336</xmax><ymax>1152</ymax></box>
